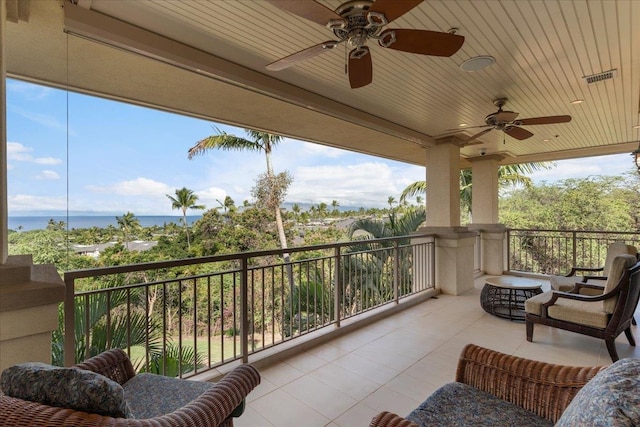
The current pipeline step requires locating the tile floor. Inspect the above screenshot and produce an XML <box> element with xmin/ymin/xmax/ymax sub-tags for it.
<box><xmin>235</xmin><ymin>275</ymin><xmax>640</xmax><ymax>426</ymax></box>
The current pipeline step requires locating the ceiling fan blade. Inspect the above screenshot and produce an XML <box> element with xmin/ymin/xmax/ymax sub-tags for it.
<box><xmin>379</xmin><ymin>29</ymin><xmax>464</xmax><ymax>57</ymax></box>
<box><xmin>369</xmin><ymin>0</ymin><xmax>423</xmax><ymax>24</ymax></box>
<box><xmin>266</xmin><ymin>0</ymin><xmax>345</xmax><ymax>26</ymax></box>
<box><xmin>266</xmin><ymin>41</ymin><xmax>338</xmax><ymax>71</ymax></box>
<box><xmin>465</xmin><ymin>127</ymin><xmax>493</xmax><ymax>143</ymax></box>
<box><xmin>349</xmin><ymin>47</ymin><xmax>373</xmax><ymax>89</ymax></box>
<box><xmin>504</xmin><ymin>126</ymin><xmax>534</xmax><ymax>140</ymax></box>
<box><xmin>495</xmin><ymin>111</ymin><xmax>519</xmax><ymax>122</ymax></box>
<box><xmin>517</xmin><ymin>115</ymin><xmax>572</xmax><ymax>125</ymax></box>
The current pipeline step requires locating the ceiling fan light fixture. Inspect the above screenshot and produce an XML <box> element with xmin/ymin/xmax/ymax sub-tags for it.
<box><xmin>459</xmin><ymin>55</ymin><xmax>495</xmax><ymax>72</ymax></box>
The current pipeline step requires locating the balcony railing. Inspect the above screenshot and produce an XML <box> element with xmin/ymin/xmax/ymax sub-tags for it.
<box><xmin>507</xmin><ymin>229</ymin><xmax>640</xmax><ymax>275</ymax></box>
<box><xmin>63</xmin><ymin>234</ymin><xmax>436</xmax><ymax>377</ymax></box>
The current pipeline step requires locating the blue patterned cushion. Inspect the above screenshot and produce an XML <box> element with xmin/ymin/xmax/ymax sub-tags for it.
<box><xmin>123</xmin><ymin>373</ymin><xmax>215</xmax><ymax>418</ymax></box>
<box><xmin>0</xmin><ymin>362</ymin><xmax>131</xmax><ymax>418</ymax></box>
<box><xmin>555</xmin><ymin>358</ymin><xmax>640</xmax><ymax>427</ymax></box>
<box><xmin>406</xmin><ymin>382</ymin><xmax>553</xmax><ymax>427</ymax></box>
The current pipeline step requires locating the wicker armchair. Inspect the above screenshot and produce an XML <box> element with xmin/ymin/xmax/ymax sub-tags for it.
<box><xmin>0</xmin><ymin>348</ymin><xmax>260</xmax><ymax>427</ymax></box>
<box><xmin>369</xmin><ymin>343</ymin><xmax>604</xmax><ymax>427</ymax></box>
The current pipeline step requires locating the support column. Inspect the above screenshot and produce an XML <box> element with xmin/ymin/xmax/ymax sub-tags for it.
<box><xmin>422</xmin><ymin>139</ymin><xmax>477</xmax><ymax>295</ymax></box>
<box><xmin>0</xmin><ymin>1</ymin><xmax>63</xmax><ymax>372</ymax></box>
<box><xmin>468</xmin><ymin>155</ymin><xmax>506</xmax><ymax>275</ymax></box>
<box><xmin>425</xmin><ymin>142</ymin><xmax>461</xmax><ymax>227</ymax></box>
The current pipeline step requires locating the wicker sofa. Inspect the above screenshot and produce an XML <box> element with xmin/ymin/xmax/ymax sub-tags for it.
<box><xmin>0</xmin><ymin>348</ymin><xmax>260</xmax><ymax>426</ymax></box>
<box><xmin>369</xmin><ymin>343</ymin><xmax>640</xmax><ymax>427</ymax></box>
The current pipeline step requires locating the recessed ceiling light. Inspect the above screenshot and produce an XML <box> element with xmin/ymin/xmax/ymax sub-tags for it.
<box><xmin>543</xmin><ymin>139</ymin><xmax>550</xmax><ymax>142</ymax></box>
<box><xmin>570</xmin><ymin>99</ymin><xmax>584</xmax><ymax>104</ymax></box>
<box><xmin>459</xmin><ymin>123</ymin><xmax>468</xmax><ymax>127</ymax></box>
<box><xmin>459</xmin><ymin>56</ymin><xmax>495</xmax><ymax>72</ymax></box>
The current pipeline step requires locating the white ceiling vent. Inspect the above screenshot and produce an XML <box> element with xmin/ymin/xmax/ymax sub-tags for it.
<box><xmin>583</xmin><ymin>69</ymin><xmax>617</xmax><ymax>84</ymax></box>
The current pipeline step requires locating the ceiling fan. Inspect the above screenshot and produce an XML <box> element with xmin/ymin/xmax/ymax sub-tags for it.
<box><xmin>265</xmin><ymin>0</ymin><xmax>465</xmax><ymax>88</ymax></box>
<box><xmin>459</xmin><ymin>98</ymin><xmax>572</xmax><ymax>145</ymax></box>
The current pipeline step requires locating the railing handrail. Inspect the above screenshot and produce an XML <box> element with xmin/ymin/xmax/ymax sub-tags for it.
<box><xmin>508</xmin><ymin>228</ymin><xmax>640</xmax><ymax>235</ymax></box>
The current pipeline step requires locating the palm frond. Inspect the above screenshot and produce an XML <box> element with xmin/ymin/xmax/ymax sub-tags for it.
<box><xmin>187</xmin><ymin>133</ymin><xmax>261</xmax><ymax>159</ymax></box>
<box><xmin>400</xmin><ymin>181</ymin><xmax>426</xmax><ymax>201</ymax></box>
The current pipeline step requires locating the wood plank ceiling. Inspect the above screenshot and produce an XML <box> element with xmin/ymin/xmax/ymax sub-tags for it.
<box><xmin>9</xmin><ymin>0</ymin><xmax>640</xmax><ymax>166</ymax></box>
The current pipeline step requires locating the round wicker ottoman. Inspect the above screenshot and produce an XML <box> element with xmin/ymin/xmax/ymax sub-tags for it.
<box><xmin>481</xmin><ymin>276</ymin><xmax>543</xmax><ymax>321</ymax></box>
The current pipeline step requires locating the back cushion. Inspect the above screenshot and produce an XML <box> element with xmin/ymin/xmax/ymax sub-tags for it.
<box><xmin>556</xmin><ymin>358</ymin><xmax>640</xmax><ymax>427</ymax></box>
<box><xmin>603</xmin><ymin>243</ymin><xmax>636</xmax><ymax>276</ymax></box>
<box><xmin>0</xmin><ymin>362</ymin><xmax>131</xmax><ymax>418</ymax></box>
<box><xmin>602</xmin><ymin>254</ymin><xmax>637</xmax><ymax>313</ymax></box>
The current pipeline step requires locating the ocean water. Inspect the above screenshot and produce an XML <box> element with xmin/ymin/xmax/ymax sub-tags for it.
<box><xmin>8</xmin><ymin>215</ymin><xmax>202</xmax><ymax>232</ymax></box>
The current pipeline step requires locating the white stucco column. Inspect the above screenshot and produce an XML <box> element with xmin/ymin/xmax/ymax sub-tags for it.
<box><xmin>469</xmin><ymin>155</ymin><xmax>502</xmax><ymax>224</ymax></box>
<box><xmin>420</xmin><ymin>139</ymin><xmax>477</xmax><ymax>295</ymax></box>
<box><xmin>1</xmin><ymin>0</ymin><xmax>8</xmax><ymax>264</ymax></box>
<box><xmin>425</xmin><ymin>142</ymin><xmax>461</xmax><ymax>227</ymax></box>
<box><xmin>467</xmin><ymin>155</ymin><xmax>507</xmax><ymax>275</ymax></box>
<box><xmin>0</xmin><ymin>2</ymin><xmax>65</xmax><ymax>371</ymax></box>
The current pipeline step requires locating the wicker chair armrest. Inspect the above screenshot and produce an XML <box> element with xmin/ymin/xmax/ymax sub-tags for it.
<box><xmin>73</xmin><ymin>348</ymin><xmax>136</xmax><ymax>385</ymax></box>
<box><xmin>455</xmin><ymin>344</ymin><xmax>604</xmax><ymax>423</ymax></box>
<box><xmin>566</xmin><ymin>266</ymin><xmax>603</xmax><ymax>276</ymax></box>
<box><xmin>0</xmin><ymin>364</ymin><xmax>260</xmax><ymax>427</ymax></box>
<box><xmin>369</xmin><ymin>411</ymin><xmax>419</xmax><ymax>427</ymax></box>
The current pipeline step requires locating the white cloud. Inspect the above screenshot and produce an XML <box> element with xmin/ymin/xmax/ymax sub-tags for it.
<box><xmin>34</xmin><ymin>157</ymin><xmax>62</xmax><ymax>165</ymax></box>
<box><xmin>195</xmin><ymin>187</ymin><xmax>228</xmax><ymax>210</ymax></box>
<box><xmin>86</xmin><ymin>177</ymin><xmax>172</xmax><ymax>197</ymax></box>
<box><xmin>9</xmin><ymin>194</ymin><xmax>67</xmax><ymax>212</ymax></box>
<box><xmin>7</xmin><ymin>142</ymin><xmax>63</xmax><ymax>165</ymax></box>
<box><xmin>35</xmin><ymin>170</ymin><xmax>60</xmax><ymax>180</ymax></box>
<box><xmin>530</xmin><ymin>154</ymin><xmax>633</xmax><ymax>183</ymax></box>
<box><xmin>288</xmin><ymin>162</ymin><xmax>423</xmax><ymax>207</ymax></box>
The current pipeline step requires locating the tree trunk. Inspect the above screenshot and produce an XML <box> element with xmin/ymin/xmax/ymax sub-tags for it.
<box><xmin>265</xmin><ymin>146</ymin><xmax>295</xmax><ymax>298</ymax></box>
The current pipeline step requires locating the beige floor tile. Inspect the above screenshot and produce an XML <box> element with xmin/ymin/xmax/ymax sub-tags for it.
<box><xmin>259</xmin><ymin>362</ymin><xmax>305</xmax><ymax>386</ymax></box>
<box><xmin>307</xmin><ymin>342</ymin><xmax>352</xmax><ymax>362</ymax></box>
<box><xmin>333</xmin><ymin>402</ymin><xmax>383</xmax><ymax>427</ymax></box>
<box><xmin>331</xmin><ymin>352</ymin><xmax>401</xmax><ymax>385</ymax></box>
<box><xmin>282</xmin><ymin>375</ymin><xmax>358</xmax><ymax>419</ymax></box>
<box><xmin>309</xmin><ymin>363</ymin><xmax>380</xmax><ymax>400</ymax></box>
<box><xmin>250</xmin><ymin>389</ymin><xmax>331</xmax><ymax>427</ymax></box>
<box><xmin>233</xmin><ymin>405</ymin><xmax>275</xmax><ymax>427</ymax></box>
<box><xmin>246</xmin><ymin>377</ymin><xmax>278</xmax><ymax>403</ymax></box>
<box><xmin>361</xmin><ymin>385</ymin><xmax>422</xmax><ymax>417</ymax></box>
<box><xmin>284</xmin><ymin>350</ymin><xmax>327</xmax><ymax>373</ymax></box>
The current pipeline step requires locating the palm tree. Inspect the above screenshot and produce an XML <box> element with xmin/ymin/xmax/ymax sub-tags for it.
<box><xmin>188</xmin><ymin>128</ymin><xmax>295</xmax><ymax>287</ymax></box>
<box><xmin>116</xmin><ymin>211</ymin><xmax>140</xmax><ymax>250</ymax></box>
<box><xmin>345</xmin><ymin>206</ymin><xmax>426</xmax><ymax>312</ymax></box>
<box><xmin>166</xmin><ymin>187</ymin><xmax>205</xmax><ymax>249</ymax></box>
<box><xmin>331</xmin><ymin>200</ymin><xmax>340</xmax><ymax>216</ymax></box>
<box><xmin>400</xmin><ymin>162</ymin><xmax>553</xmax><ymax>221</ymax></box>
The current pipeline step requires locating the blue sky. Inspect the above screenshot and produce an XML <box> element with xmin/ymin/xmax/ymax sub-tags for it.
<box><xmin>6</xmin><ymin>79</ymin><xmax>635</xmax><ymax>216</ymax></box>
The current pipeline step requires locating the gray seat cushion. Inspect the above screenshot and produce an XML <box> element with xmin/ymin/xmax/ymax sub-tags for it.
<box><xmin>123</xmin><ymin>373</ymin><xmax>215</xmax><ymax>419</ymax></box>
<box><xmin>405</xmin><ymin>382</ymin><xmax>552</xmax><ymax>427</ymax></box>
